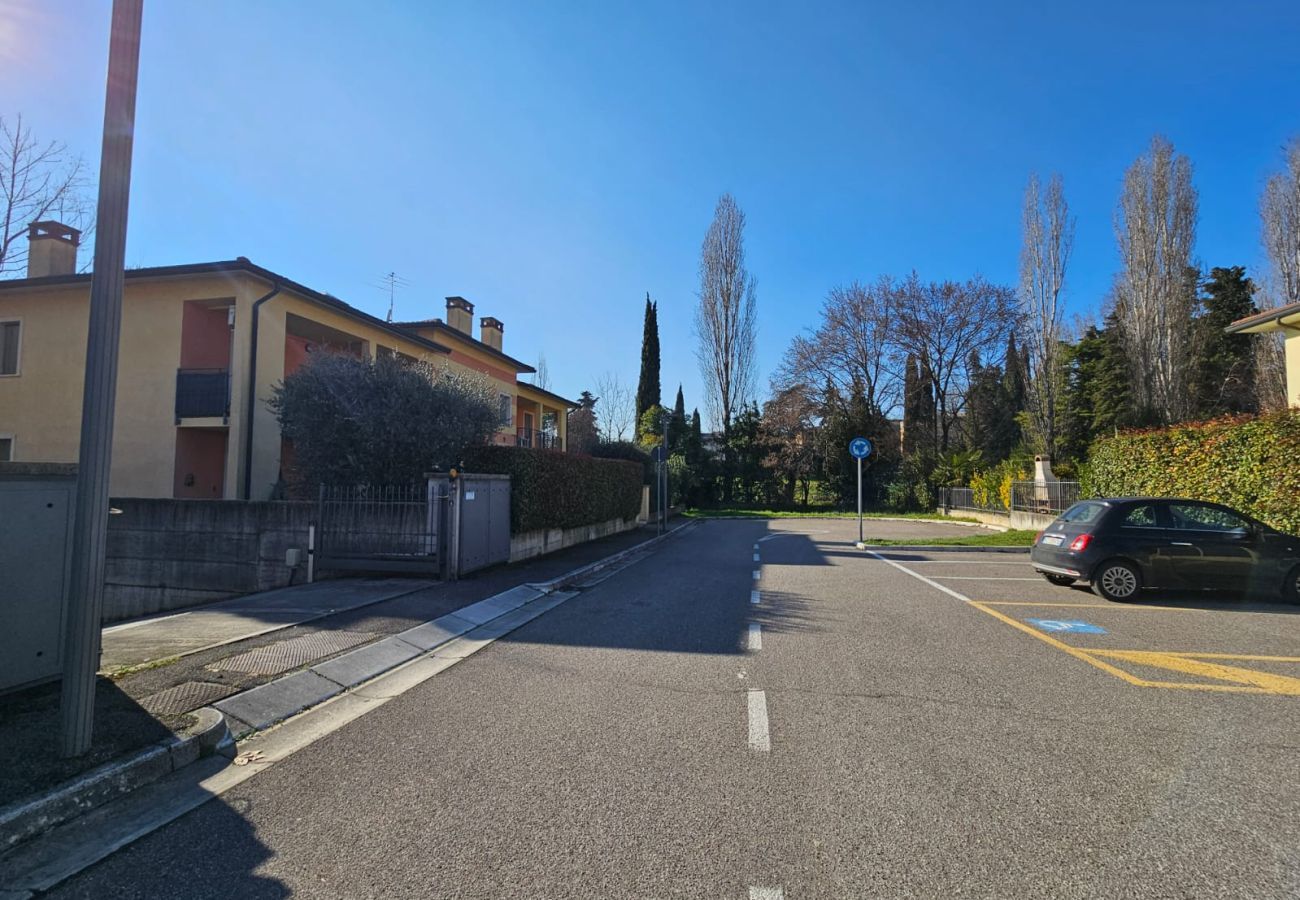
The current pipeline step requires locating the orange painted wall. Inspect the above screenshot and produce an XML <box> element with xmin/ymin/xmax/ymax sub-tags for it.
<box><xmin>173</xmin><ymin>428</ymin><xmax>227</xmax><ymax>498</ymax></box>
<box><xmin>178</xmin><ymin>302</ymin><xmax>231</xmax><ymax>369</ymax></box>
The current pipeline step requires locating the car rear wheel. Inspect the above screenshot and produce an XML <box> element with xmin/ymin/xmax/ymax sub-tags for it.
<box><xmin>1285</xmin><ymin>565</ymin><xmax>1300</xmax><ymax>605</ymax></box>
<box><xmin>1043</xmin><ymin>574</ymin><xmax>1075</xmax><ymax>586</ymax></box>
<box><xmin>1093</xmin><ymin>560</ymin><xmax>1141</xmax><ymax>602</ymax></box>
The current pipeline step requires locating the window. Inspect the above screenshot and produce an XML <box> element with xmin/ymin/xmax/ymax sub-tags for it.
<box><xmin>498</xmin><ymin>393</ymin><xmax>514</xmax><ymax>427</ymax></box>
<box><xmin>0</xmin><ymin>436</ymin><xmax>12</xmax><ymax>462</ymax></box>
<box><xmin>1168</xmin><ymin>502</ymin><xmax>1251</xmax><ymax>533</ymax></box>
<box><xmin>1119</xmin><ymin>504</ymin><xmax>1159</xmax><ymax>528</ymax></box>
<box><xmin>1059</xmin><ymin>501</ymin><xmax>1106</xmax><ymax>525</ymax></box>
<box><xmin>0</xmin><ymin>321</ymin><xmax>20</xmax><ymax>376</ymax></box>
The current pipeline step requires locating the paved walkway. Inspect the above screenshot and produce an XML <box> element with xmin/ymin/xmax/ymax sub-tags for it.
<box><xmin>101</xmin><ymin>579</ymin><xmax>435</xmax><ymax>671</ymax></box>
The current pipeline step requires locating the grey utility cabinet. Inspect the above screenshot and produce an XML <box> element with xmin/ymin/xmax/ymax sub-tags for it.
<box><xmin>0</xmin><ymin>463</ymin><xmax>77</xmax><ymax>693</ymax></box>
<box><xmin>455</xmin><ymin>474</ymin><xmax>511</xmax><ymax>575</ymax></box>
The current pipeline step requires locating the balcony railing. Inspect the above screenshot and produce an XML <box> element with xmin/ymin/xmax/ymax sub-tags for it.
<box><xmin>516</xmin><ymin>428</ymin><xmax>562</xmax><ymax>451</ymax></box>
<box><xmin>176</xmin><ymin>368</ymin><xmax>231</xmax><ymax>419</ymax></box>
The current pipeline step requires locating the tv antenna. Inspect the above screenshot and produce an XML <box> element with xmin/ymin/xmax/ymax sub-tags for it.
<box><xmin>372</xmin><ymin>271</ymin><xmax>409</xmax><ymax>322</ymax></box>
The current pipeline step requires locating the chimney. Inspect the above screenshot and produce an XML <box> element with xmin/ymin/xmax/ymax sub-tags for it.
<box><xmin>445</xmin><ymin>296</ymin><xmax>474</xmax><ymax>335</ymax></box>
<box><xmin>480</xmin><ymin>316</ymin><xmax>504</xmax><ymax>352</ymax></box>
<box><xmin>27</xmin><ymin>221</ymin><xmax>81</xmax><ymax>278</ymax></box>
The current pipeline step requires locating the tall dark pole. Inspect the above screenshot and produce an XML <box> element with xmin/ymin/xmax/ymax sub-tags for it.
<box><xmin>60</xmin><ymin>0</ymin><xmax>145</xmax><ymax>758</ymax></box>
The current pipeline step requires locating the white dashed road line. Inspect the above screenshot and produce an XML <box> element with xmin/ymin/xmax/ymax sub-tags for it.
<box><xmin>748</xmin><ymin>623</ymin><xmax>762</xmax><ymax>651</ymax></box>
<box><xmin>753</xmin><ymin>552</ymin><xmax>761</xmax><ymax>562</ymax></box>
<box><xmin>753</xmin><ymin>570</ymin><xmax>761</xmax><ymax>581</ymax></box>
<box><xmin>750</xmin><ymin>886</ymin><xmax>785</xmax><ymax>899</ymax></box>
<box><xmin>750</xmin><ymin>590</ymin><xmax>761</xmax><ymax>605</ymax></box>
<box><xmin>747</xmin><ymin>689</ymin><xmax>771</xmax><ymax>751</ymax></box>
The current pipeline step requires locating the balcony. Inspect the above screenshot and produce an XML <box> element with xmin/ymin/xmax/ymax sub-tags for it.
<box><xmin>516</xmin><ymin>428</ymin><xmax>563</xmax><ymax>451</ymax></box>
<box><xmin>175</xmin><ymin>368</ymin><xmax>231</xmax><ymax>420</ymax></box>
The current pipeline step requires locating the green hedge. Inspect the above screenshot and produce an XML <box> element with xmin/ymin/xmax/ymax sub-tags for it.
<box><xmin>1083</xmin><ymin>410</ymin><xmax>1300</xmax><ymax>534</ymax></box>
<box><xmin>462</xmin><ymin>446</ymin><xmax>644</xmax><ymax>533</ymax></box>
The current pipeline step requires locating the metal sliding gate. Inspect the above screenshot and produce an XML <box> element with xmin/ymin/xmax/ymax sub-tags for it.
<box><xmin>314</xmin><ymin>473</ymin><xmax>510</xmax><ymax>578</ymax></box>
<box><xmin>316</xmin><ymin>481</ymin><xmax>447</xmax><ymax>575</ymax></box>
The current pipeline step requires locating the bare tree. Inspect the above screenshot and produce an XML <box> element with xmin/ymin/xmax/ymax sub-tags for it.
<box><xmin>1019</xmin><ymin>172</ymin><xmax>1075</xmax><ymax>456</ymax></box>
<box><xmin>533</xmin><ymin>352</ymin><xmax>551</xmax><ymax>391</ymax></box>
<box><xmin>1</xmin><ymin>115</ymin><xmax>91</xmax><ymax>277</ymax></box>
<box><xmin>1113</xmin><ymin>135</ymin><xmax>1199</xmax><ymax>423</ymax></box>
<box><xmin>695</xmin><ymin>193</ymin><xmax>758</xmax><ymax>439</ymax></box>
<box><xmin>594</xmin><ymin>370</ymin><xmax>634</xmax><ymax>441</ymax></box>
<box><xmin>887</xmin><ymin>273</ymin><xmax>1020</xmax><ymax>453</ymax></box>
<box><xmin>1258</xmin><ymin>137</ymin><xmax>1300</xmax><ymax>409</ymax></box>
<box><xmin>774</xmin><ymin>279</ymin><xmax>900</xmax><ymax>419</ymax></box>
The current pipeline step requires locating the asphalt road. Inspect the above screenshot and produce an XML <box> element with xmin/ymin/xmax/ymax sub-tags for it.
<box><xmin>45</xmin><ymin>519</ymin><xmax>1300</xmax><ymax>898</ymax></box>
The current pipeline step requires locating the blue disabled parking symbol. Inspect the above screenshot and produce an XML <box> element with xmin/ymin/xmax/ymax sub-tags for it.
<box><xmin>1026</xmin><ymin>619</ymin><xmax>1107</xmax><ymax>635</ymax></box>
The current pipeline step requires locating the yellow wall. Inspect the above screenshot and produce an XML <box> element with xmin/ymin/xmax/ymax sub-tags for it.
<box><xmin>0</xmin><ymin>274</ymin><xmax>244</xmax><ymax>497</ymax></box>
<box><xmin>1286</xmin><ymin>331</ymin><xmax>1300</xmax><ymax>407</ymax></box>
<box><xmin>0</xmin><ymin>271</ymin><xmax>572</xmax><ymax>499</ymax></box>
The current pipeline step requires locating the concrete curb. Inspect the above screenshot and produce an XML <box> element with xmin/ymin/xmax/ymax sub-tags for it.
<box><xmin>528</xmin><ymin>521</ymin><xmax>695</xmax><ymax>593</ymax></box>
<box><xmin>0</xmin><ymin>707</ymin><xmax>232</xmax><ymax>854</ymax></box>
<box><xmin>860</xmin><ymin>544</ymin><xmax>1031</xmax><ymax>554</ymax></box>
<box><xmin>686</xmin><ymin>514</ymin><xmax>1003</xmax><ymax>531</ymax></box>
<box><xmin>215</xmin><ymin>524</ymin><xmax>694</xmax><ymax>739</ymax></box>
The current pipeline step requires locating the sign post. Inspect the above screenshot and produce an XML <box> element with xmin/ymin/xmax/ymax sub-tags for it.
<box><xmin>848</xmin><ymin>437</ymin><xmax>872</xmax><ymax>549</ymax></box>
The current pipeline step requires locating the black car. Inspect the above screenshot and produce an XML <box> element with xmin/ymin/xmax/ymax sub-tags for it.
<box><xmin>1030</xmin><ymin>497</ymin><xmax>1300</xmax><ymax>603</ymax></box>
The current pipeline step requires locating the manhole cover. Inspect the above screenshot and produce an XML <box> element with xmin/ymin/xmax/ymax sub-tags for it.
<box><xmin>141</xmin><ymin>681</ymin><xmax>239</xmax><ymax>716</ymax></box>
<box><xmin>209</xmin><ymin>631</ymin><xmax>376</xmax><ymax>676</ymax></box>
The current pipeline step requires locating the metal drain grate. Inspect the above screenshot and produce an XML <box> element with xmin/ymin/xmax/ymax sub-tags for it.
<box><xmin>209</xmin><ymin>631</ymin><xmax>376</xmax><ymax>676</ymax></box>
<box><xmin>140</xmin><ymin>681</ymin><xmax>239</xmax><ymax>716</ymax></box>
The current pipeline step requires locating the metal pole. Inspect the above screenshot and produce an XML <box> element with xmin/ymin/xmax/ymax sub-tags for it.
<box><xmin>662</xmin><ymin>417</ymin><xmax>669</xmax><ymax>531</ymax></box>
<box><xmin>59</xmin><ymin>0</ymin><xmax>144</xmax><ymax>759</ymax></box>
<box><xmin>857</xmin><ymin>457</ymin><xmax>863</xmax><ymax>545</ymax></box>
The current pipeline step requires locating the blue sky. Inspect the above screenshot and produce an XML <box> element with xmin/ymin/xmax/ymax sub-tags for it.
<box><xmin>4</xmin><ymin>0</ymin><xmax>1300</xmax><ymax>424</ymax></box>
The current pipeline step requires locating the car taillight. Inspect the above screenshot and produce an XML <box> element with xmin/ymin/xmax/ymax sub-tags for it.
<box><xmin>1034</xmin><ymin>530</ymin><xmax>1044</xmax><ymax>544</ymax></box>
<box><xmin>1069</xmin><ymin>534</ymin><xmax>1092</xmax><ymax>552</ymax></box>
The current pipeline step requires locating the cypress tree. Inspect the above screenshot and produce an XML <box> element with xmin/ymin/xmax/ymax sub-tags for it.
<box><xmin>635</xmin><ymin>294</ymin><xmax>661</xmax><ymax>429</ymax></box>
<box><xmin>669</xmin><ymin>385</ymin><xmax>688</xmax><ymax>452</ymax></box>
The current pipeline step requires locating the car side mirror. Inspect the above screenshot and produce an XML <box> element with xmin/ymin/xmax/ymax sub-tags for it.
<box><xmin>1226</xmin><ymin>527</ymin><xmax>1254</xmax><ymax>541</ymax></box>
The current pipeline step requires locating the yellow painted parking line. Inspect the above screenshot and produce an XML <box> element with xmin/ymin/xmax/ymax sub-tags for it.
<box><xmin>966</xmin><ymin>601</ymin><xmax>1150</xmax><ymax>687</ymax></box>
<box><xmin>980</xmin><ymin>601</ymin><xmax>1205</xmax><ymax>612</ymax></box>
<box><xmin>868</xmin><ymin>551</ymin><xmax>1300</xmax><ymax>697</ymax></box>
<box><xmin>1116</xmin><ymin>652</ymin><xmax>1300</xmax><ymax>663</ymax></box>
<box><xmin>1088</xmin><ymin>650</ymin><xmax>1300</xmax><ymax>695</ymax></box>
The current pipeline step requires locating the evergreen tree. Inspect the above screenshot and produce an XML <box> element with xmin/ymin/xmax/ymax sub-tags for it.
<box><xmin>965</xmin><ymin>350</ymin><xmax>1009</xmax><ymax>464</ymax></box>
<box><xmin>1058</xmin><ymin>312</ymin><xmax>1138</xmax><ymax>462</ymax></box>
<box><xmin>902</xmin><ymin>355</ymin><xmax>936</xmax><ymax>457</ymax></box>
<box><xmin>567</xmin><ymin>391</ymin><xmax>599</xmax><ymax>455</ymax></box>
<box><xmin>635</xmin><ymin>294</ymin><xmax>661</xmax><ymax>430</ymax></box>
<box><xmin>686</xmin><ymin>408</ymin><xmax>704</xmax><ymax>463</ymax></box>
<box><xmin>669</xmin><ymin>384</ymin><xmax>688</xmax><ymax>452</ymax></box>
<box><xmin>1189</xmin><ymin>266</ymin><xmax>1258</xmax><ymax>418</ymax></box>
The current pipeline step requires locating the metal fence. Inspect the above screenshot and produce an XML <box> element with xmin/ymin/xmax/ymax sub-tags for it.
<box><xmin>941</xmin><ymin>486</ymin><xmax>1007</xmax><ymax>513</ymax></box>
<box><xmin>941</xmin><ymin>481</ymin><xmax>1084</xmax><ymax>516</ymax></box>
<box><xmin>1010</xmin><ymin>480</ymin><xmax>1082</xmax><ymax>516</ymax></box>
<box><xmin>316</xmin><ymin>483</ymin><xmax>445</xmax><ymax>574</ymax></box>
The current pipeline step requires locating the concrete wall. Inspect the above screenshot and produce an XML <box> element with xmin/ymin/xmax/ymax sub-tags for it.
<box><xmin>509</xmin><ymin>516</ymin><xmax>640</xmax><ymax>563</ymax></box>
<box><xmin>104</xmin><ymin>498</ymin><xmax>312</xmax><ymax>622</ymax></box>
<box><xmin>1011</xmin><ymin>509</ymin><xmax>1058</xmax><ymax>531</ymax></box>
<box><xmin>939</xmin><ymin>508</ymin><xmax>1011</xmax><ymax>529</ymax></box>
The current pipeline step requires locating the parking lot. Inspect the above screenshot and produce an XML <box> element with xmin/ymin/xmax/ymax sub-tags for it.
<box><xmin>872</xmin><ymin>549</ymin><xmax>1300</xmax><ymax>696</ymax></box>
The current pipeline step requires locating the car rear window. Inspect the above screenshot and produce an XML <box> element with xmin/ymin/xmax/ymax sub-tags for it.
<box><xmin>1057</xmin><ymin>501</ymin><xmax>1106</xmax><ymax>524</ymax></box>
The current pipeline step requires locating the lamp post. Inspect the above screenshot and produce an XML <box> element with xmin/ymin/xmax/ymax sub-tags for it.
<box><xmin>60</xmin><ymin>0</ymin><xmax>145</xmax><ymax>758</ymax></box>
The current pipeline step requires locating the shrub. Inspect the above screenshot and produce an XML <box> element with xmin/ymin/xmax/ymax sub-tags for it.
<box><xmin>1083</xmin><ymin>410</ymin><xmax>1300</xmax><ymax>534</ymax></box>
<box><xmin>270</xmin><ymin>353</ymin><xmax>498</xmax><ymax>493</ymax></box>
<box><xmin>462</xmin><ymin>445</ymin><xmax>643</xmax><ymax>533</ymax></box>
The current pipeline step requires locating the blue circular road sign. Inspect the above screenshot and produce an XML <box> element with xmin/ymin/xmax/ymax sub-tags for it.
<box><xmin>849</xmin><ymin>437</ymin><xmax>872</xmax><ymax>459</ymax></box>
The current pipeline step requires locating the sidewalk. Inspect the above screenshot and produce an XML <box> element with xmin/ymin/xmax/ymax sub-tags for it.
<box><xmin>1</xmin><ymin>523</ymin><xmax>668</xmax><ymax>813</ymax></box>
<box><xmin>101</xmin><ymin>578</ymin><xmax>437</xmax><ymax>672</ymax></box>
